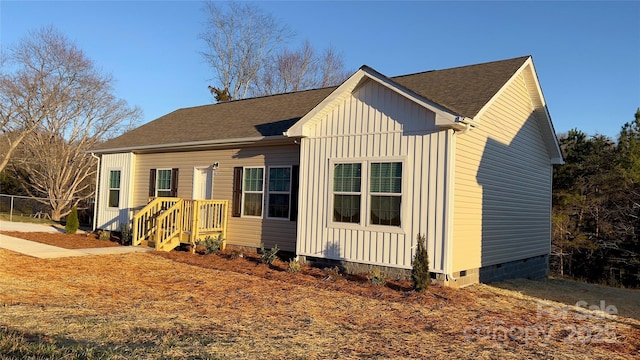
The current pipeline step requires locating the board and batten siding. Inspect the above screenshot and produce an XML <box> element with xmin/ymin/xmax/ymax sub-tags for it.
<box><xmin>296</xmin><ymin>80</ymin><xmax>451</xmax><ymax>272</ymax></box>
<box><xmin>96</xmin><ymin>152</ymin><xmax>136</xmax><ymax>231</ymax></box>
<box><xmin>132</xmin><ymin>145</ymin><xmax>299</xmax><ymax>251</ymax></box>
<box><xmin>452</xmin><ymin>71</ymin><xmax>553</xmax><ymax>272</ymax></box>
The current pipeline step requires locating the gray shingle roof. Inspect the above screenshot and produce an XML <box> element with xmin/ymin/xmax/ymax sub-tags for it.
<box><xmin>93</xmin><ymin>56</ymin><xmax>529</xmax><ymax>152</ymax></box>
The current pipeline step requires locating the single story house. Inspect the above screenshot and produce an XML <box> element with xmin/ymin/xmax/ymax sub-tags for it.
<box><xmin>91</xmin><ymin>56</ymin><xmax>563</xmax><ymax>287</ymax></box>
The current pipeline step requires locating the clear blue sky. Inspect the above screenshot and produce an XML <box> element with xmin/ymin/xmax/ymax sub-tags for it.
<box><xmin>2</xmin><ymin>1</ymin><xmax>639</xmax><ymax>139</ymax></box>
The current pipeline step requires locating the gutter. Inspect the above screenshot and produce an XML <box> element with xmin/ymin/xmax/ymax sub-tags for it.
<box><xmin>89</xmin><ymin>135</ymin><xmax>288</xmax><ymax>154</ymax></box>
<box><xmin>90</xmin><ymin>153</ymin><xmax>100</xmax><ymax>231</ymax></box>
<box><xmin>452</xmin><ymin>116</ymin><xmax>476</xmax><ymax>133</ymax></box>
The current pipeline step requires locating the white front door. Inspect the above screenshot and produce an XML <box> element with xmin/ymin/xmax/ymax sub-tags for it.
<box><xmin>193</xmin><ymin>167</ymin><xmax>213</xmax><ymax>200</ymax></box>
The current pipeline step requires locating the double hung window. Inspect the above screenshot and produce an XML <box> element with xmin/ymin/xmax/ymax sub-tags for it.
<box><xmin>332</xmin><ymin>161</ymin><xmax>402</xmax><ymax>227</ymax></box>
<box><xmin>242</xmin><ymin>167</ymin><xmax>264</xmax><ymax>217</ymax></box>
<box><xmin>156</xmin><ymin>169</ymin><xmax>172</xmax><ymax>197</ymax></box>
<box><xmin>108</xmin><ymin>170</ymin><xmax>121</xmax><ymax>207</ymax></box>
<box><xmin>267</xmin><ymin>167</ymin><xmax>291</xmax><ymax>219</ymax></box>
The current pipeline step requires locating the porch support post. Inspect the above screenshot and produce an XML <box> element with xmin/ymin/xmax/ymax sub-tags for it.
<box><xmin>191</xmin><ymin>200</ymin><xmax>200</xmax><ymax>253</ymax></box>
<box><xmin>221</xmin><ymin>200</ymin><xmax>229</xmax><ymax>250</ymax></box>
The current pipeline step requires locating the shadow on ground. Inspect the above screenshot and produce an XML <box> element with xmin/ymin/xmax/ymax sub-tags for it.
<box><xmin>492</xmin><ymin>277</ymin><xmax>640</xmax><ymax>321</ymax></box>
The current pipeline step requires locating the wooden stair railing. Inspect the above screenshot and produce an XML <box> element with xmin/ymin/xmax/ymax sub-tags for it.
<box><xmin>131</xmin><ymin>198</ymin><xmax>229</xmax><ymax>252</ymax></box>
<box><xmin>153</xmin><ymin>199</ymin><xmax>184</xmax><ymax>251</ymax></box>
<box><xmin>131</xmin><ymin>197</ymin><xmax>180</xmax><ymax>248</ymax></box>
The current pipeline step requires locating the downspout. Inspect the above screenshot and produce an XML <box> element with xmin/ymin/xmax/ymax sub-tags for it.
<box><xmin>90</xmin><ymin>153</ymin><xmax>100</xmax><ymax>231</ymax></box>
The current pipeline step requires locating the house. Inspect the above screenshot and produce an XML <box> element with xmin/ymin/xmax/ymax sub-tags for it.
<box><xmin>91</xmin><ymin>56</ymin><xmax>563</xmax><ymax>287</ymax></box>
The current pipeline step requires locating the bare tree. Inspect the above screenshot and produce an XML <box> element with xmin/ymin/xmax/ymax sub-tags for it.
<box><xmin>318</xmin><ymin>46</ymin><xmax>351</xmax><ymax>88</ymax></box>
<box><xmin>200</xmin><ymin>1</ymin><xmax>291</xmax><ymax>101</ymax></box>
<box><xmin>0</xmin><ymin>30</ymin><xmax>54</xmax><ymax>172</ymax></box>
<box><xmin>255</xmin><ymin>41</ymin><xmax>351</xmax><ymax>96</ymax></box>
<box><xmin>3</xmin><ymin>26</ymin><xmax>141</xmax><ymax>221</ymax></box>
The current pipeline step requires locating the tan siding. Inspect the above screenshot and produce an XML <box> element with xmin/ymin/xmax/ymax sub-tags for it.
<box><xmin>132</xmin><ymin>145</ymin><xmax>300</xmax><ymax>251</ymax></box>
<box><xmin>453</xmin><ymin>73</ymin><xmax>552</xmax><ymax>272</ymax></box>
<box><xmin>297</xmin><ymin>80</ymin><xmax>450</xmax><ymax>271</ymax></box>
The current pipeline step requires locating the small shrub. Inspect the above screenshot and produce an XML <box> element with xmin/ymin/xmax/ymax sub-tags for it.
<box><xmin>288</xmin><ymin>259</ymin><xmax>301</xmax><ymax>273</ymax></box>
<box><xmin>65</xmin><ymin>206</ymin><xmax>79</xmax><ymax>234</ymax></box>
<box><xmin>412</xmin><ymin>234</ymin><xmax>430</xmax><ymax>292</ymax></box>
<box><xmin>259</xmin><ymin>243</ymin><xmax>279</xmax><ymax>265</ymax></box>
<box><xmin>229</xmin><ymin>249</ymin><xmax>243</xmax><ymax>259</ymax></box>
<box><xmin>323</xmin><ymin>266</ymin><xmax>341</xmax><ymax>280</ymax></box>
<box><xmin>367</xmin><ymin>269</ymin><xmax>387</xmax><ymax>287</ymax></box>
<box><xmin>200</xmin><ymin>234</ymin><xmax>223</xmax><ymax>255</ymax></box>
<box><xmin>119</xmin><ymin>223</ymin><xmax>132</xmax><ymax>245</ymax></box>
<box><xmin>99</xmin><ymin>230</ymin><xmax>111</xmax><ymax>241</ymax></box>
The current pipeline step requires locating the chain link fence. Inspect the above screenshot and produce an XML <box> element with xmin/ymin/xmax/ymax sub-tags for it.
<box><xmin>0</xmin><ymin>194</ymin><xmax>94</xmax><ymax>226</ymax></box>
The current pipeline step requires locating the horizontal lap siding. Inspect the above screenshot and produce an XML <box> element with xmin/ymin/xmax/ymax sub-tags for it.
<box><xmin>133</xmin><ymin>145</ymin><xmax>299</xmax><ymax>251</ymax></box>
<box><xmin>297</xmin><ymin>80</ymin><xmax>449</xmax><ymax>271</ymax></box>
<box><xmin>453</xmin><ymin>72</ymin><xmax>552</xmax><ymax>271</ymax></box>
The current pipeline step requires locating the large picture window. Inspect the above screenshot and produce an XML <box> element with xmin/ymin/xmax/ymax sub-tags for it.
<box><xmin>370</xmin><ymin>162</ymin><xmax>402</xmax><ymax>226</ymax></box>
<box><xmin>108</xmin><ymin>170</ymin><xmax>121</xmax><ymax>208</ymax></box>
<box><xmin>267</xmin><ymin>167</ymin><xmax>291</xmax><ymax>219</ymax></box>
<box><xmin>333</xmin><ymin>163</ymin><xmax>362</xmax><ymax>223</ymax></box>
<box><xmin>243</xmin><ymin>167</ymin><xmax>264</xmax><ymax>217</ymax></box>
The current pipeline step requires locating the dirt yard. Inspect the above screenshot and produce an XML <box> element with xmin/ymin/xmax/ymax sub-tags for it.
<box><xmin>0</xmin><ymin>231</ymin><xmax>639</xmax><ymax>359</ymax></box>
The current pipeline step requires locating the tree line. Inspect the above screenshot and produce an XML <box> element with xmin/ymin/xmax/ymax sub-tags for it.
<box><xmin>551</xmin><ymin>109</ymin><xmax>640</xmax><ymax>288</ymax></box>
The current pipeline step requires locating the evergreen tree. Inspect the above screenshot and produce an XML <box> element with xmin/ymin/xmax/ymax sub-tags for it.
<box><xmin>65</xmin><ymin>206</ymin><xmax>79</xmax><ymax>234</ymax></box>
<box><xmin>412</xmin><ymin>234</ymin><xmax>430</xmax><ymax>292</ymax></box>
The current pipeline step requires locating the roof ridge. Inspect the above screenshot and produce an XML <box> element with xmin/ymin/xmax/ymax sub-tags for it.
<box><xmin>178</xmin><ymin>85</ymin><xmax>340</xmax><ymax>112</ymax></box>
<box><xmin>390</xmin><ymin>55</ymin><xmax>530</xmax><ymax>80</ymax></box>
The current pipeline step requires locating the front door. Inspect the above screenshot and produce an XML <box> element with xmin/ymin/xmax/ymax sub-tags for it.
<box><xmin>193</xmin><ymin>167</ymin><xmax>213</xmax><ymax>200</ymax></box>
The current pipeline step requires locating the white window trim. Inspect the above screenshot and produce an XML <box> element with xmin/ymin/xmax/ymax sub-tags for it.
<box><xmin>107</xmin><ymin>168</ymin><xmax>122</xmax><ymax>209</ymax></box>
<box><xmin>266</xmin><ymin>165</ymin><xmax>292</xmax><ymax>220</ymax></box>
<box><xmin>241</xmin><ymin>166</ymin><xmax>265</xmax><ymax>218</ymax></box>
<box><xmin>155</xmin><ymin>168</ymin><xmax>172</xmax><ymax>198</ymax></box>
<box><xmin>331</xmin><ymin>162</ymin><xmax>363</xmax><ymax>226</ymax></box>
<box><xmin>329</xmin><ymin>158</ymin><xmax>405</xmax><ymax>233</ymax></box>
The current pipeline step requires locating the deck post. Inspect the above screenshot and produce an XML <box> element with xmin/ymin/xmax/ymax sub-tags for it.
<box><xmin>191</xmin><ymin>200</ymin><xmax>200</xmax><ymax>253</ymax></box>
<box><xmin>221</xmin><ymin>200</ymin><xmax>229</xmax><ymax>250</ymax></box>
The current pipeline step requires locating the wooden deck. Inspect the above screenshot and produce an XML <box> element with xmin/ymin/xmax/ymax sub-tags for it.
<box><xmin>132</xmin><ymin>198</ymin><xmax>228</xmax><ymax>252</ymax></box>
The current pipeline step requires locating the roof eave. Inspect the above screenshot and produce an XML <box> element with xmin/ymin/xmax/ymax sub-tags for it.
<box><xmin>89</xmin><ymin>135</ymin><xmax>291</xmax><ymax>154</ymax></box>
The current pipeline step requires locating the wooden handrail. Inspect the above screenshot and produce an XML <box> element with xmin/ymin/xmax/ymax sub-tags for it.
<box><xmin>154</xmin><ymin>199</ymin><xmax>184</xmax><ymax>251</ymax></box>
<box><xmin>131</xmin><ymin>197</ymin><xmax>229</xmax><ymax>252</ymax></box>
<box><xmin>131</xmin><ymin>197</ymin><xmax>180</xmax><ymax>247</ymax></box>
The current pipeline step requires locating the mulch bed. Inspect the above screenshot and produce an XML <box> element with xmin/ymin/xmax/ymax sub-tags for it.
<box><xmin>0</xmin><ymin>231</ymin><xmax>122</xmax><ymax>249</ymax></box>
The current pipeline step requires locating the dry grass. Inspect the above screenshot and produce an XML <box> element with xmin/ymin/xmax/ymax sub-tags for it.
<box><xmin>0</xmin><ymin>232</ymin><xmax>639</xmax><ymax>359</ymax></box>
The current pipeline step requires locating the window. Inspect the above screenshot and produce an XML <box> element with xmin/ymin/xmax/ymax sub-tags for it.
<box><xmin>108</xmin><ymin>170</ymin><xmax>121</xmax><ymax>207</ymax></box>
<box><xmin>149</xmin><ymin>168</ymin><xmax>179</xmax><ymax>198</ymax></box>
<box><xmin>242</xmin><ymin>167</ymin><xmax>264</xmax><ymax>217</ymax></box>
<box><xmin>333</xmin><ymin>163</ymin><xmax>361</xmax><ymax>223</ymax></box>
<box><xmin>156</xmin><ymin>169</ymin><xmax>172</xmax><ymax>197</ymax></box>
<box><xmin>332</xmin><ymin>161</ymin><xmax>403</xmax><ymax>227</ymax></box>
<box><xmin>267</xmin><ymin>167</ymin><xmax>291</xmax><ymax>218</ymax></box>
<box><xmin>370</xmin><ymin>162</ymin><xmax>402</xmax><ymax>226</ymax></box>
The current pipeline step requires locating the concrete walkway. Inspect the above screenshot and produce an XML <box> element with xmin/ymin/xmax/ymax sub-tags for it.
<box><xmin>0</xmin><ymin>220</ymin><xmax>151</xmax><ymax>259</ymax></box>
<box><xmin>0</xmin><ymin>234</ymin><xmax>150</xmax><ymax>259</ymax></box>
<box><xmin>0</xmin><ymin>220</ymin><xmax>61</xmax><ymax>233</ymax></box>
